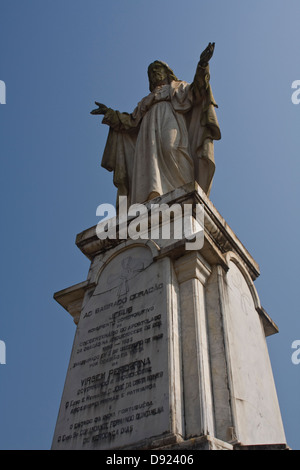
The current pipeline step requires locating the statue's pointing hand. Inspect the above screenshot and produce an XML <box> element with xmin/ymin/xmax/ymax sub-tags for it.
<box><xmin>90</xmin><ymin>102</ymin><xmax>108</xmax><ymax>115</ymax></box>
<box><xmin>199</xmin><ymin>42</ymin><xmax>215</xmax><ymax>67</ymax></box>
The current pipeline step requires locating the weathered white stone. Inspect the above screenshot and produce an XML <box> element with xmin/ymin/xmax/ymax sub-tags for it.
<box><xmin>175</xmin><ymin>252</ymin><xmax>214</xmax><ymax>438</ymax></box>
<box><xmin>53</xmin><ymin>183</ymin><xmax>288</xmax><ymax>450</ymax></box>
<box><xmin>52</xmin><ymin>243</ymin><xmax>183</xmax><ymax>449</ymax></box>
<box><xmin>222</xmin><ymin>256</ymin><xmax>286</xmax><ymax>445</ymax></box>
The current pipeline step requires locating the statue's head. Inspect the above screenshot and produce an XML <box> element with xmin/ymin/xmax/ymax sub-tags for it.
<box><xmin>148</xmin><ymin>61</ymin><xmax>178</xmax><ymax>92</ymax></box>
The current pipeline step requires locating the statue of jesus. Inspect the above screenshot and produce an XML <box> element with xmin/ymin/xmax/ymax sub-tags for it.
<box><xmin>91</xmin><ymin>43</ymin><xmax>221</xmax><ymax>205</ymax></box>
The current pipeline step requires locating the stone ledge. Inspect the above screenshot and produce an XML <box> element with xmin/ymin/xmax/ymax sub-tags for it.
<box><xmin>75</xmin><ymin>182</ymin><xmax>260</xmax><ymax>281</ymax></box>
<box><xmin>156</xmin><ymin>435</ymin><xmax>233</xmax><ymax>451</ymax></box>
<box><xmin>105</xmin><ymin>433</ymin><xmax>233</xmax><ymax>451</ymax></box>
<box><xmin>257</xmin><ymin>306</ymin><xmax>279</xmax><ymax>337</ymax></box>
<box><xmin>234</xmin><ymin>443</ymin><xmax>290</xmax><ymax>451</ymax></box>
<box><xmin>53</xmin><ymin>280</ymin><xmax>95</xmax><ymax>324</ymax></box>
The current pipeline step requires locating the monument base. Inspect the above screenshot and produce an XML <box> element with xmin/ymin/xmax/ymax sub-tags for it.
<box><xmin>155</xmin><ymin>436</ymin><xmax>289</xmax><ymax>451</ymax></box>
<box><xmin>114</xmin><ymin>433</ymin><xmax>233</xmax><ymax>451</ymax></box>
<box><xmin>52</xmin><ymin>183</ymin><xmax>287</xmax><ymax>450</ymax></box>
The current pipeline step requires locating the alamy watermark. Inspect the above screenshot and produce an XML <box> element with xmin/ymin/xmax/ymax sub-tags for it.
<box><xmin>0</xmin><ymin>340</ymin><xmax>6</xmax><ymax>365</ymax></box>
<box><xmin>291</xmin><ymin>80</ymin><xmax>300</xmax><ymax>105</ymax></box>
<box><xmin>0</xmin><ymin>80</ymin><xmax>6</xmax><ymax>104</ymax></box>
<box><xmin>291</xmin><ymin>340</ymin><xmax>300</xmax><ymax>365</ymax></box>
<box><xmin>96</xmin><ymin>196</ymin><xmax>205</xmax><ymax>250</ymax></box>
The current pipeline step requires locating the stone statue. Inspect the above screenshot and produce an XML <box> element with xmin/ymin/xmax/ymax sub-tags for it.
<box><xmin>91</xmin><ymin>43</ymin><xmax>221</xmax><ymax>205</ymax></box>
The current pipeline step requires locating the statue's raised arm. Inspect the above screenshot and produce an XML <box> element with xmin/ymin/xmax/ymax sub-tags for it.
<box><xmin>199</xmin><ymin>42</ymin><xmax>215</xmax><ymax>67</ymax></box>
<box><xmin>191</xmin><ymin>42</ymin><xmax>216</xmax><ymax>99</ymax></box>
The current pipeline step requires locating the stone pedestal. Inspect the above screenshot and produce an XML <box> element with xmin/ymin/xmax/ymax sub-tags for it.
<box><xmin>52</xmin><ymin>183</ymin><xmax>288</xmax><ymax>450</ymax></box>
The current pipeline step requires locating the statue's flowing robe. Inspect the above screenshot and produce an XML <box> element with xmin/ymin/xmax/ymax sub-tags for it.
<box><xmin>101</xmin><ymin>65</ymin><xmax>221</xmax><ymax>205</ymax></box>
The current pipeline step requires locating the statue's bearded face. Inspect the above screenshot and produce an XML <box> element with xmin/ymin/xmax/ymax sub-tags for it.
<box><xmin>148</xmin><ymin>63</ymin><xmax>168</xmax><ymax>89</ymax></box>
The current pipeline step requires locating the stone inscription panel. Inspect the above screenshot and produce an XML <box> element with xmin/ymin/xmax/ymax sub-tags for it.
<box><xmin>52</xmin><ymin>246</ymin><xmax>174</xmax><ymax>449</ymax></box>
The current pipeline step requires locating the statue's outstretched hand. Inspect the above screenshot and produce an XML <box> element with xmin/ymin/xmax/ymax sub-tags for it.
<box><xmin>90</xmin><ymin>102</ymin><xmax>108</xmax><ymax>115</ymax></box>
<box><xmin>199</xmin><ymin>42</ymin><xmax>215</xmax><ymax>67</ymax></box>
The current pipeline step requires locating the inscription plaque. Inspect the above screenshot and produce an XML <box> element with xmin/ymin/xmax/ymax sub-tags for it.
<box><xmin>52</xmin><ymin>245</ymin><xmax>182</xmax><ymax>449</ymax></box>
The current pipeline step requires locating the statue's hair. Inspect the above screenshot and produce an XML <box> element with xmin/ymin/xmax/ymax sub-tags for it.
<box><xmin>148</xmin><ymin>61</ymin><xmax>179</xmax><ymax>92</ymax></box>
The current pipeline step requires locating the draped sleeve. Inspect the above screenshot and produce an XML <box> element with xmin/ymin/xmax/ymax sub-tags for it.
<box><xmin>100</xmin><ymin>91</ymin><xmax>170</xmax><ymax>204</ymax></box>
<box><xmin>170</xmin><ymin>63</ymin><xmax>221</xmax><ymax>195</ymax></box>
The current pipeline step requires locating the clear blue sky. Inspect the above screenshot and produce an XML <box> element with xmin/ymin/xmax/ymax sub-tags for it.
<box><xmin>0</xmin><ymin>0</ymin><xmax>299</xmax><ymax>450</ymax></box>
